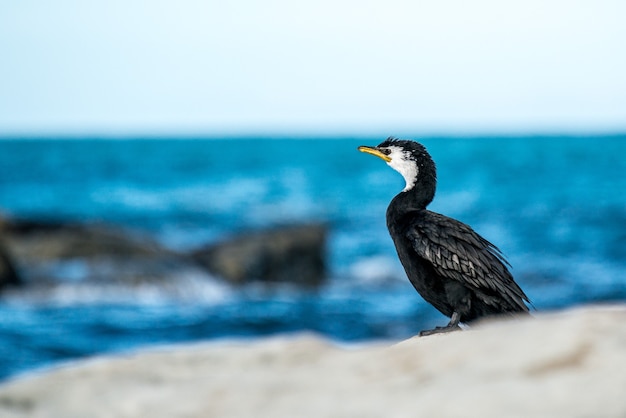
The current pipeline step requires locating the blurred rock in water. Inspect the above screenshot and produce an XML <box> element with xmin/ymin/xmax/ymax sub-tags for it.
<box><xmin>192</xmin><ymin>224</ymin><xmax>327</xmax><ymax>287</ymax></box>
<box><xmin>0</xmin><ymin>241</ymin><xmax>21</xmax><ymax>292</ymax></box>
<box><xmin>0</xmin><ymin>215</ymin><xmax>327</xmax><ymax>292</ymax></box>
<box><xmin>1</xmin><ymin>218</ymin><xmax>166</xmax><ymax>261</ymax></box>
<box><xmin>0</xmin><ymin>217</ymin><xmax>194</xmax><ymax>287</ymax></box>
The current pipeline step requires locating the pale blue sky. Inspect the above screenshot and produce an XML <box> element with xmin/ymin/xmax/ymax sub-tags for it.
<box><xmin>1</xmin><ymin>1</ymin><xmax>625</xmax><ymax>136</ymax></box>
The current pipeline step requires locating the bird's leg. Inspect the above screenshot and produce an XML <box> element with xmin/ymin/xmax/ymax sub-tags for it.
<box><xmin>418</xmin><ymin>311</ymin><xmax>462</xmax><ymax>337</ymax></box>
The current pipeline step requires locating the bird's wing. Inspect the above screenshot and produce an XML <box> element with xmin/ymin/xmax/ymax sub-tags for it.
<box><xmin>406</xmin><ymin>211</ymin><xmax>529</xmax><ymax>311</ymax></box>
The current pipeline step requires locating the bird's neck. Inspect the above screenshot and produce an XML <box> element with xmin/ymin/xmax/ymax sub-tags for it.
<box><xmin>394</xmin><ymin>172</ymin><xmax>435</xmax><ymax>208</ymax></box>
<box><xmin>386</xmin><ymin>186</ymin><xmax>434</xmax><ymax>225</ymax></box>
<box><xmin>393</xmin><ymin>189</ymin><xmax>428</xmax><ymax>210</ymax></box>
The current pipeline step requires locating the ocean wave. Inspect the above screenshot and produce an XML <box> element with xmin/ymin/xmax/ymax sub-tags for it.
<box><xmin>90</xmin><ymin>177</ymin><xmax>271</xmax><ymax>214</ymax></box>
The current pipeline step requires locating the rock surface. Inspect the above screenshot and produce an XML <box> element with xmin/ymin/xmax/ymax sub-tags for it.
<box><xmin>192</xmin><ymin>223</ymin><xmax>327</xmax><ymax>286</ymax></box>
<box><xmin>1</xmin><ymin>305</ymin><xmax>625</xmax><ymax>418</ymax></box>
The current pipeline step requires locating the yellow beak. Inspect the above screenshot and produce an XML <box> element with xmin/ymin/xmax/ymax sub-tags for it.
<box><xmin>358</xmin><ymin>145</ymin><xmax>391</xmax><ymax>162</ymax></box>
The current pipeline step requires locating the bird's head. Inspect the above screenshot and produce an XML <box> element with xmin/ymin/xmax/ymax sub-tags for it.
<box><xmin>358</xmin><ymin>137</ymin><xmax>436</xmax><ymax>200</ymax></box>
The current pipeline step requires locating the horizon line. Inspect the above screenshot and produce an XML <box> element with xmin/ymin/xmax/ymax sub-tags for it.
<box><xmin>1</xmin><ymin>130</ymin><xmax>626</xmax><ymax>141</ymax></box>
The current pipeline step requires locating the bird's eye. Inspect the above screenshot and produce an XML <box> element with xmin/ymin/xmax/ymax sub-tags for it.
<box><xmin>381</xmin><ymin>148</ymin><xmax>391</xmax><ymax>155</ymax></box>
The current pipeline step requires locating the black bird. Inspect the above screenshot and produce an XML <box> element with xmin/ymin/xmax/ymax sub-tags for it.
<box><xmin>358</xmin><ymin>138</ymin><xmax>530</xmax><ymax>336</ymax></box>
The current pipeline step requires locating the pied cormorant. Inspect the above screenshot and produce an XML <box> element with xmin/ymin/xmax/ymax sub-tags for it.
<box><xmin>358</xmin><ymin>138</ymin><xmax>530</xmax><ymax>336</ymax></box>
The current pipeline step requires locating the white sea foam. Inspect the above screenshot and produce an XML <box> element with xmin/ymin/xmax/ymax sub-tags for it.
<box><xmin>348</xmin><ymin>255</ymin><xmax>404</xmax><ymax>286</ymax></box>
<box><xmin>3</xmin><ymin>271</ymin><xmax>234</xmax><ymax>307</ymax></box>
<box><xmin>91</xmin><ymin>187</ymin><xmax>170</xmax><ymax>211</ymax></box>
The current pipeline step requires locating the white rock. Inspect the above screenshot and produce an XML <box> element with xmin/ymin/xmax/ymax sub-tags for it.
<box><xmin>1</xmin><ymin>305</ymin><xmax>625</xmax><ymax>418</ymax></box>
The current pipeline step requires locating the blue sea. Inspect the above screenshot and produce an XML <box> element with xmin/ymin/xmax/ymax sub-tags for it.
<box><xmin>0</xmin><ymin>136</ymin><xmax>625</xmax><ymax>380</ymax></box>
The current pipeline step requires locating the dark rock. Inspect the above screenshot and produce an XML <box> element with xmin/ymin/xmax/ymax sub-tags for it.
<box><xmin>192</xmin><ymin>224</ymin><xmax>327</xmax><ymax>287</ymax></box>
<box><xmin>0</xmin><ymin>215</ymin><xmax>328</xmax><ymax>291</ymax></box>
<box><xmin>0</xmin><ymin>240</ymin><xmax>21</xmax><ymax>291</ymax></box>
<box><xmin>0</xmin><ymin>217</ymin><xmax>205</xmax><ymax>287</ymax></box>
<box><xmin>1</xmin><ymin>219</ymin><xmax>165</xmax><ymax>262</ymax></box>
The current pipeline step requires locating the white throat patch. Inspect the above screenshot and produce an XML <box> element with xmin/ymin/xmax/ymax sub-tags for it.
<box><xmin>385</xmin><ymin>146</ymin><xmax>418</xmax><ymax>192</ymax></box>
